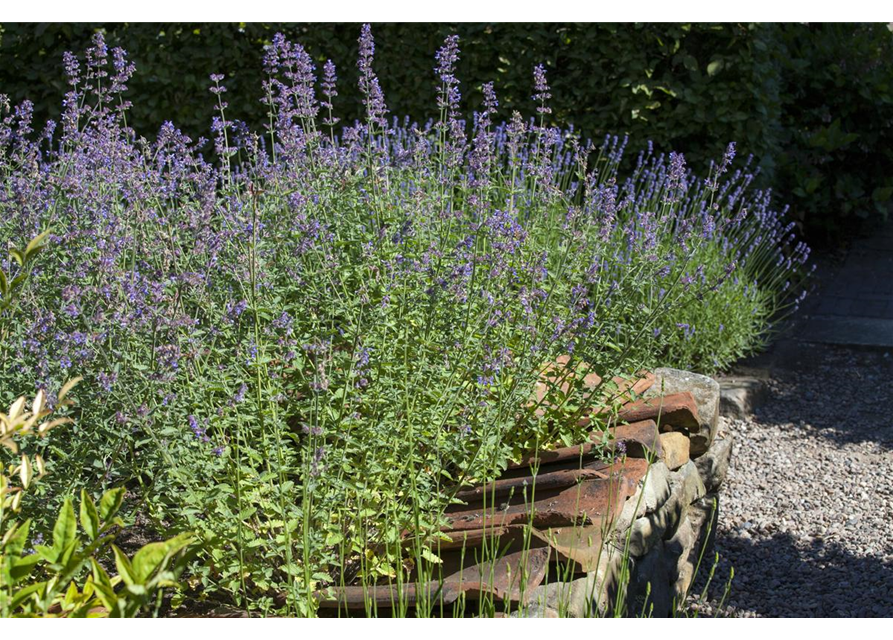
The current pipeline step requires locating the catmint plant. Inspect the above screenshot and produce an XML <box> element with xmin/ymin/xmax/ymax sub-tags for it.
<box><xmin>0</xmin><ymin>25</ymin><xmax>809</xmax><ymax>616</ymax></box>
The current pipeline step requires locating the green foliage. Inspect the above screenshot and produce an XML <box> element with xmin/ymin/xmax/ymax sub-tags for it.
<box><xmin>2</xmin><ymin>490</ymin><xmax>123</xmax><ymax>616</ymax></box>
<box><xmin>1</xmin><ymin>487</ymin><xmax>195</xmax><ymax>617</ymax></box>
<box><xmin>774</xmin><ymin>23</ymin><xmax>893</xmax><ymax>242</ymax></box>
<box><xmin>1</xmin><ymin>230</ymin><xmax>49</xmax><ymax>315</ymax></box>
<box><xmin>0</xmin><ymin>235</ymin><xmax>197</xmax><ymax>618</ymax></box>
<box><xmin>96</xmin><ymin>533</ymin><xmax>195</xmax><ymax>617</ymax></box>
<box><xmin>0</xmin><ymin>389</ymin><xmax>196</xmax><ymax>618</ymax></box>
<box><xmin>0</xmin><ymin>488</ymin><xmax>192</xmax><ymax>615</ymax></box>
<box><xmin>1</xmin><ymin>230</ymin><xmax>51</xmax><ymax>377</ymax></box>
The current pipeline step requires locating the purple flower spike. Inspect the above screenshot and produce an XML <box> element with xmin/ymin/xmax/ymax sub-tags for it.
<box><xmin>358</xmin><ymin>24</ymin><xmax>388</xmax><ymax>128</ymax></box>
<box><xmin>533</xmin><ymin>64</ymin><xmax>552</xmax><ymax>115</ymax></box>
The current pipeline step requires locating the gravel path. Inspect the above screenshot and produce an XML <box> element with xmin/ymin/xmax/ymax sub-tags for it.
<box><xmin>693</xmin><ymin>345</ymin><xmax>893</xmax><ymax>617</ymax></box>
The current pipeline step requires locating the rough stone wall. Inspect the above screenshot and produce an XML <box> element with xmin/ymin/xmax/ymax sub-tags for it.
<box><xmin>521</xmin><ymin>368</ymin><xmax>733</xmax><ymax>618</ymax></box>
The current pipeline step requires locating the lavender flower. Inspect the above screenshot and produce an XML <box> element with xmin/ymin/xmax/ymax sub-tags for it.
<box><xmin>188</xmin><ymin>414</ymin><xmax>210</xmax><ymax>443</ymax></box>
<box><xmin>435</xmin><ymin>35</ymin><xmax>461</xmax><ymax>113</ymax></box>
<box><xmin>533</xmin><ymin>64</ymin><xmax>552</xmax><ymax>115</ymax></box>
<box><xmin>321</xmin><ymin>60</ymin><xmax>339</xmax><ymax>127</ymax></box>
<box><xmin>358</xmin><ymin>24</ymin><xmax>388</xmax><ymax>129</ymax></box>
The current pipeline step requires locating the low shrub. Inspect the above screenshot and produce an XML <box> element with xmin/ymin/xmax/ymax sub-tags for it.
<box><xmin>0</xmin><ymin>238</ymin><xmax>195</xmax><ymax>618</ymax></box>
<box><xmin>0</xmin><ymin>27</ymin><xmax>808</xmax><ymax>615</ymax></box>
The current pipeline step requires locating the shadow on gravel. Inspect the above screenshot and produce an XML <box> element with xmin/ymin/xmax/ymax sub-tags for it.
<box><xmin>699</xmin><ymin>530</ymin><xmax>893</xmax><ymax>617</ymax></box>
<box><xmin>743</xmin><ymin>343</ymin><xmax>893</xmax><ymax>451</ymax></box>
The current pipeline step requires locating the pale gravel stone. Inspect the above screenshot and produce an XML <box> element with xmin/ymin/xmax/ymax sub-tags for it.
<box><xmin>686</xmin><ymin>345</ymin><xmax>893</xmax><ymax>618</ymax></box>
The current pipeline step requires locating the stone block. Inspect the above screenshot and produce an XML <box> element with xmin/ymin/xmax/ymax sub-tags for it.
<box><xmin>719</xmin><ymin>377</ymin><xmax>768</xmax><ymax>419</ymax></box>
<box><xmin>616</xmin><ymin>392</ymin><xmax>700</xmax><ymax>432</ymax></box>
<box><xmin>659</xmin><ymin>431</ymin><xmax>690</xmax><ymax>471</ymax></box>
<box><xmin>694</xmin><ymin>433</ymin><xmax>733</xmax><ymax>493</ymax></box>
<box><xmin>645</xmin><ymin>368</ymin><xmax>720</xmax><ymax>457</ymax></box>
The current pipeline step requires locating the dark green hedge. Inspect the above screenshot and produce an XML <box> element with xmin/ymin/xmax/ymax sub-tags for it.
<box><xmin>774</xmin><ymin>24</ymin><xmax>893</xmax><ymax>241</ymax></box>
<box><xmin>1</xmin><ymin>22</ymin><xmax>891</xmax><ymax>242</ymax></box>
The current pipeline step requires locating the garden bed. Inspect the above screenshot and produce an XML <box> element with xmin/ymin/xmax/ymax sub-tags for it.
<box><xmin>316</xmin><ymin>367</ymin><xmax>732</xmax><ymax>618</ymax></box>
<box><xmin>0</xmin><ymin>24</ymin><xmax>803</xmax><ymax>618</ymax></box>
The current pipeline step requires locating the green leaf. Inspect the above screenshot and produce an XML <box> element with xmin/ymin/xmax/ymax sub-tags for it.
<box><xmin>35</xmin><ymin>544</ymin><xmax>59</xmax><ymax>564</ymax></box>
<box><xmin>62</xmin><ymin>580</ymin><xmax>79</xmax><ymax>608</ymax></box>
<box><xmin>89</xmin><ymin>579</ymin><xmax>118</xmax><ymax>612</ymax></box>
<box><xmin>8</xmin><ymin>248</ymin><xmax>24</xmax><ymax>267</ymax></box>
<box><xmin>9</xmin><ymin>581</ymin><xmax>44</xmax><ymax>611</ymax></box>
<box><xmin>112</xmin><ymin>545</ymin><xmax>138</xmax><ymax>586</ymax></box>
<box><xmin>1</xmin><ymin>518</ymin><xmax>31</xmax><ymax>557</ymax></box>
<box><xmin>132</xmin><ymin>533</ymin><xmax>193</xmax><ymax>584</ymax></box>
<box><xmin>325</xmin><ymin>531</ymin><xmax>344</xmax><ymax>546</ymax></box>
<box><xmin>420</xmin><ymin>547</ymin><xmax>442</xmax><ymax>564</ymax></box>
<box><xmin>707</xmin><ymin>60</ymin><xmax>724</xmax><ymax>76</ymax></box>
<box><xmin>58</xmin><ymin>538</ymin><xmax>80</xmax><ymax>569</ymax></box>
<box><xmin>130</xmin><ymin>543</ymin><xmax>168</xmax><ymax>583</ymax></box>
<box><xmin>9</xmin><ymin>554</ymin><xmax>41</xmax><ymax>583</ymax></box>
<box><xmin>80</xmin><ymin>489</ymin><xmax>100</xmax><ymax>541</ymax></box>
<box><xmin>873</xmin><ymin>186</ymin><xmax>893</xmax><ymax>203</ymax></box>
<box><xmin>24</xmin><ymin>229</ymin><xmax>51</xmax><ymax>260</ymax></box>
<box><xmin>99</xmin><ymin>487</ymin><xmax>126</xmax><ymax>522</ymax></box>
<box><xmin>90</xmin><ymin>558</ymin><xmax>114</xmax><ymax>589</ymax></box>
<box><xmin>52</xmin><ymin>497</ymin><xmax>77</xmax><ymax>559</ymax></box>
<box><xmin>237</xmin><ymin>506</ymin><xmax>257</xmax><ymax>520</ymax></box>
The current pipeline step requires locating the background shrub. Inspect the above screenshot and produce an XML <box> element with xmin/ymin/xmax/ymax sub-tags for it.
<box><xmin>774</xmin><ymin>23</ymin><xmax>893</xmax><ymax>243</ymax></box>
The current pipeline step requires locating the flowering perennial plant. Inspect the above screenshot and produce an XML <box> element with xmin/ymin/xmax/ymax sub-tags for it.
<box><xmin>0</xmin><ymin>28</ymin><xmax>809</xmax><ymax>615</ymax></box>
